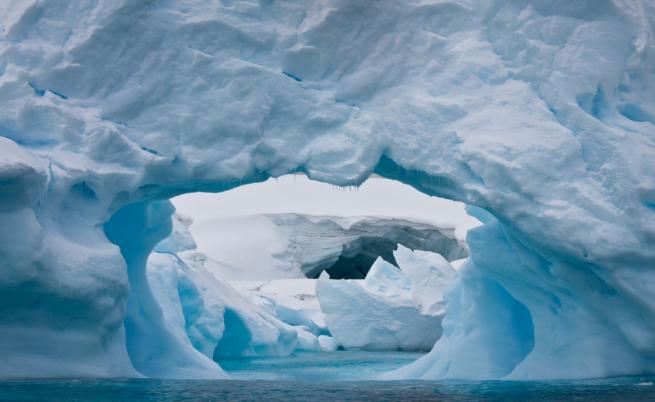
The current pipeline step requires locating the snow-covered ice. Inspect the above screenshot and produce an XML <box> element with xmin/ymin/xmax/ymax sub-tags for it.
<box><xmin>173</xmin><ymin>176</ymin><xmax>476</xmax><ymax>280</ymax></box>
<box><xmin>182</xmin><ymin>211</ymin><xmax>469</xmax><ymax>280</ymax></box>
<box><xmin>1</xmin><ymin>0</ymin><xmax>654</xmax><ymax>380</ymax></box>
<box><xmin>317</xmin><ymin>247</ymin><xmax>457</xmax><ymax>351</ymax></box>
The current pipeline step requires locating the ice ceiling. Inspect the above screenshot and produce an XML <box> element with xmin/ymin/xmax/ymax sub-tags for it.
<box><xmin>1</xmin><ymin>0</ymin><xmax>654</xmax><ymax>380</ymax></box>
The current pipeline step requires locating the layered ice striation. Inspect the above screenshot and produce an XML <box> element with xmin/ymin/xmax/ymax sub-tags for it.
<box><xmin>171</xmin><ymin>175</ymin><xmax>479</xmax><ymax>280</ymax></box>
<box><xmin>317</xmin><ymin>246</ymin><xmax>458</xmax><ymax>351</ymax></box>
<box><xmin>192</xmin><ymin>212</ymin><xmax>468</xmax><ymax>280</ymax></box>
<box><xmin>266</xmin><ymin>213</ymin><xmax>467</xmax><ymax>279</ymax></box>
<box><xmin>228</xmin><ymin>278</ymin><xmax>336</xmax><ymax>352</ymax></box>
<box><xmin>147</xmin><ymin>212</ymin><xmax>349</xmax><ymax>370</ymax></box>
<box><xmin>1</xmin><ymin>0</ymin><xmax>654</xmax><ymax>380</ymax></box>
<box><xmin>147</xmin><ymin>214</ymin><xmax>303</xmax><ymax>370</ymax></box>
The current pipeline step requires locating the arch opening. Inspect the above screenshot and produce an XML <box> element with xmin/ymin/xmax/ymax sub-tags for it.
<box><xmin>99</xmin><ymin>171</ymin><xmax>541</xmax><ymax>380</ymax></box>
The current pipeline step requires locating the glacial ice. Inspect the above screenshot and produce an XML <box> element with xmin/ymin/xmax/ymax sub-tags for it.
<box><xmin>177</xmin><ymin>211</ymin><xmax>468</xmax><ymax>280</ymax></box>
<box><xmin>148</xmin><ymin>215</ymin><xmax>359</xmax><ymax>365</ymax></box>
<box><xmin>172</xmin><ymin>175</ymin><xmax>479</xmax><ymax>280</ymax></box>
<box><xmin>265</xmin><ymin>213</ymin><xmax>467</xmax><ymax>279</ymax></box>
<box><xmin>228</xmin><ymin>278</ymin><xmax>335</xmax><ymax>352</ymax></box>
<box><xmin>1</xmin><ymin>0</ymin><xmax>654</xmax><ymax>380</ymax></box>
<box><xmin>148</xmin><ymin>216</ymin><xmax>301</xmax><ymax>366</ymax></box>
<box><xmin>316</xmin><ymin>248</ymin><xmax>456</xmax><ymax>351</ymax></box>
<box><xmin>394</xmin><ymin>245</ymin><xmax>458</xmax><ymax>315</ymax></box>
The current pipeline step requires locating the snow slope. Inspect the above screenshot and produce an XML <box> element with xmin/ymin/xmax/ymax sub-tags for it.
<box><xmin>1</xmin><ymin>0</ymin><xmax>654</xmax><ymax>379</ymax></box>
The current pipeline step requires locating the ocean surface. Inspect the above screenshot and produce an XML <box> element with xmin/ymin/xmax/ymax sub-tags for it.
<box><xmin>2</xmin><ymin>351</ymin><xmax>654</xmax><ymax>401</ymax></box>
<box><xmin>220</xmin><ymin>350</ymin><xmax>423</xmax><ymax>381</ymax></box>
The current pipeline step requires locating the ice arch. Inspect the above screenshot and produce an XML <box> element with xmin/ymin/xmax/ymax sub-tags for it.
<box><xmin>260</xmin><ymin>213</ymin><xmax>468</xmax><ymax>279</ymax></box>
<box><xmin>1</xmin><ymin>0</ymin><xmax>654</xmax><ymax>380</ymax></box>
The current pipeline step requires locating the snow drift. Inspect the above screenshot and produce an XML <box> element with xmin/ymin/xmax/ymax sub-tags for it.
<box><xmin>1</xmin><ymin>0</ymin><xmax>654</xmax><ymax>380</ymax></box>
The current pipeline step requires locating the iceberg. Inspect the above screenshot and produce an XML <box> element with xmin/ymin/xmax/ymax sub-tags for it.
<box><xmin>264</xmin><ymin>213</ymin><xmax>467</xmax><ymax>279</ymax></box>
<box><xmin>148</xmin><ymin>214</ymin><xmax>301</xmax><ymax>365</ymax></box>
<box><xmin>394</xmin><ymin>245</ymin><xmax>458</xmax><ymax>315</ymax></box>
<box><xmin>228</xmin><ymin>278</ymin><xmax>335</xmax><ymax>352</ymax></box>
<box><xmin>182</xmin><ymin>212</ymin><xmax>468</xmax><ymax>280</ymax></box>
<box><xmin>229</xmin><ymin>279</ymin><xmax>328</xmax><ymax>337</ymax></box>
<box><xmin>1</xmin><ymin>0</ymin><xmax>654</xmax><ymax>380</ymax></box>
<box><xmin>316</xmin><ymin>247</ymin><xmax>456</xmax><ymax>351</ymax></box>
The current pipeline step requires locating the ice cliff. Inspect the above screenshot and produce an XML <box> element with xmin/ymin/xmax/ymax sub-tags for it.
<box><xmin>264</xmin><ymin>213</ymin><xmax>467</xmax><ymax>279</ymax></box>
<box><xmin>183</xmin><ymin>212</ymin><xmax>468</xmax><ymax>280</ymax></box>
<box><xmin>145</xmin><ymin>213</ymin><xmax>337</xmax><ymax>377</ymax></box>
<box><xmin>1</xmin><ymin>0</ymin><xmax>654</xmax><ymax>380</ymax></box>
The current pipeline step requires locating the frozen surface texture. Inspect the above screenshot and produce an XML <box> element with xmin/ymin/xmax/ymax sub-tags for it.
<box><xmin>394</xmin><ymin>245</ymin><xmax>458</xmax><ymax>315</ymax></box>
<box><xmin>265</xmin><ymin>213</ymin><xmax>467</xmax><ymax>279</ymax></box>
<box><xmin>148</xmin><ymin>215</ymin><xmax>299</xmax><ymax>367</ymax></box>
<box><xmin>228</xmin><ymin>279</ymin><xmax>333</xmax><ymax>352</ymax></box>
<box><xmin>195</xmin><ymin>212</ymin><xmax>468</xmax><ymax>280</ymax></box>
<box><xmin>317</xmin><ymin>248</ymin><xmax>456</xmax><ymax>351</ymax></box>
<box><xmin>1</xmin><ymin>0</ymin><xmax>654</xmax><ymax>379</ymax></box>
<box><xmin>172</xmin><ymin>175</ymin><xmax>479</xmax><ymax>278</ymax></box>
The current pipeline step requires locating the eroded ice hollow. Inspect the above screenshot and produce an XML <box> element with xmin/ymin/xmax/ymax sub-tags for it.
<box><xmin>165</xmin><ymin>176</ymin><xmax>474</xmax><ymax>357</ymax></box>
<box><xmin>1</xmin><ymin>0</ymin><xmax>654</xmax><ymax>381</ymax></box>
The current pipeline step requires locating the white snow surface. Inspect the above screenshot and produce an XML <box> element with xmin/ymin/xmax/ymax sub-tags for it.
<box><xmin>1</xmin><ymin>0</ymin><xmax>654</xmax><ymax>380</ymax></box>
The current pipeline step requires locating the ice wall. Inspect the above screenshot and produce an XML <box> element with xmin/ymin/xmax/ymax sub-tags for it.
<box><xmin>1</xmin><ymin>0</ymin><xmax>654</xmax><ymax>379</ymax></box>
<box><xmin>260</xmin><ymin>213</ymin><xmax>467</xmax><ymax>279</ymax></box>
<box><xmin>145</xmin><ymin>212</ymin><xmax>303</xmax><ymax>374</ymax></box>
<box><xmin>317</xmin><ymin>249</ymin><xmax>456</xmax><ymax>351</ymax></box>
<box><xmin>148</xmin><ymin>246</ymin><xmax>299</xmax><ymax>364</ymax></box>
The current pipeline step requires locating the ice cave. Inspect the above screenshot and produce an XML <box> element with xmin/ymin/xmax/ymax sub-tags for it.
<box><xmin>1</xmin><ymin>0</ymin><xmax>655</xmax><ymax>400</ymax></box>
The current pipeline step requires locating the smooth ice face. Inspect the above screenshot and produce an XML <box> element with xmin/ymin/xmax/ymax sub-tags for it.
<box><xmin>146</xmin><ymin>214</ymin><xmax>312</xmax><ymax>374</ymax></box>
<box><xmin>228</xmin><ymin>278</ymin><xmax>335</xmax><ymax>352</ymax></box>
<box><xmin>1</xmin><ymin>0</ymin><xmax>654</xmax><ymax>379</ymax></box>
<box><xmin>148</xmin><ymin>215</ymin><xmax>355</xmax><ymax>365</ymax></box>
<box><xmin>145</xmin><ymin>253</ymin><xmax>226</xmax><ymax>379</ymax></box>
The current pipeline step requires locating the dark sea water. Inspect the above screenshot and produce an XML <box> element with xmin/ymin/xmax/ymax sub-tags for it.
<box><xmin>1</xmin><ymin>352</ymin><xmax>654</xmax><ymax>401</ymax></box>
